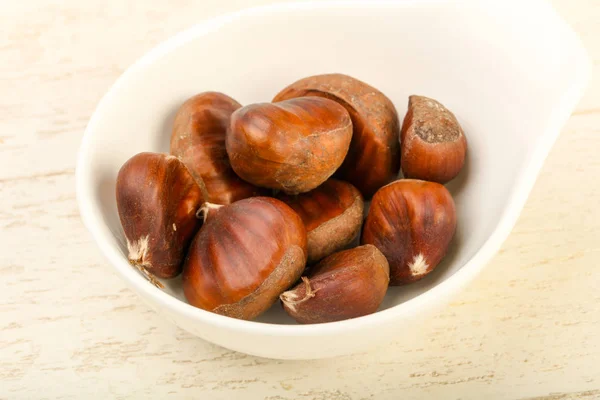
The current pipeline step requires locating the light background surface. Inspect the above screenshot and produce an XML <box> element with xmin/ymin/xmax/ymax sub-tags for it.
<box><xmin>1</xmin><ymin>1</ymin><xmax>599</xmax><ymax>399</ymax></box>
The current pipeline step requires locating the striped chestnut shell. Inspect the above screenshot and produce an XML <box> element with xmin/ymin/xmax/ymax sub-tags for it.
<box><xmin>226</xmin><ymin>97</ymin><xmax>352</xmax><ymax>194</ymax></box>
<box><xmin>182</xmin><ymin>197</ymin><xmax>307</xmax><ymax>320</ymax></box>
<box><xmin>170</xmin><ymin>91</ymin><xmax>263</xmax><ymax>204</ymax></box>
<box><xmin>280</xmin><ymin>245</ymin><xmax>389</xmax><ymax>324</ymax></box>
<box><xmin>116</xmin><ymin>152</ymin><xmax>205</xmax><ymax>285</ymax></box>
<box><xmin>273</xmin><ymin>73</ymin><xmax>400</xmax><ymax>198</ymax></box>
<box><xmin>361</xmin><ymin>179</ymin><xmax>456</xmax><ymax>285</ymax></box>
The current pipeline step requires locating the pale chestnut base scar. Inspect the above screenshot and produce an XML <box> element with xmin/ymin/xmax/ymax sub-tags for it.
<box><xmin>408</xmin><ymin>253</ymin><xmax>429</xmax><ymax>276</ymax></box>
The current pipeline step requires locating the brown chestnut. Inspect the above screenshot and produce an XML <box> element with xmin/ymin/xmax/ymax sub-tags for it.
<box><xmin>278</xmin><ymin>179</ymin><xmax>363</xmax><ymax>263</ymax></box>
<box><xmin>116</xmin><ymin>152</ymin><xmax>205</xmax><ymax>286</ymax></box>
<box><xmin>170</xmin><ymin>92</ymin><xmax>263</xmax><ymax>204</ymax></box>
<box><xmin>280</xmin><ymin>245</ymin><xmax>389</xmax><ymax>324</ymax></box>
<box><xmin>400</xmin><ymin>95</ymin><xmax>467</xmax><ymax>183</ymax></box>
<box><xmin>361</xmin><ymin>179</ymin><xmax>456</xmax><ymax>285</ymax></box>
<box><xmin>182</xmin><ymin>197</ymin><xmax>307</xmax><ymax>320</ymax></box>
<box><xmin>226</xmin><ymin>97</ymin><xmax>352</xmax><ymax>194</ymax></box>
<box><xmin>273</xmin><ymin>73</ymin><xmax>400</xmax><ymax>198</ymax></box>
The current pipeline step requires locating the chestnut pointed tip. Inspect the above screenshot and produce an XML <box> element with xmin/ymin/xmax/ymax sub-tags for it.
<box><xmin>195</xmin><ymin>202</ymin><xmax>224</xmax><ymax>221</ymax></box>
<box><xmin>408</xmin><ymin>253</ymin><xmax>429</xmax><ymax>277</ymax></box>
<box><xmin>280</xmin><ymin>276</ymin><xmax>318</xmax><ymax>313</ymax></box>
<box><xmin>279</xmin><ymin>291</ymin><xmax>298</xmax><ymax>312</ymax></box>
<box><xmin>126</xmin><ymin>235</ymin><xmax>150</xmax><ymax>266</ymax></box>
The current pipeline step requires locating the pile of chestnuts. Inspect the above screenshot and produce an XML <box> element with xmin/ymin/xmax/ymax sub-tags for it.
<box><xmin>116</xmin><ymin>73</ymin><xmax>467</xmax><ymax>324</ymax></box>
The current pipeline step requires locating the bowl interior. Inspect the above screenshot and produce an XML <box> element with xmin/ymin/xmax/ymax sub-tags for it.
<box><xmin>79</xmin><ymin>0</ymin><xmax>587</xmax><ymax>325</ymax></box>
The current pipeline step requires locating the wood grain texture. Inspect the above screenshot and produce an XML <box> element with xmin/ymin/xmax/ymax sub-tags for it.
<box><xmin>1</xmin><ymin>1</ymin><xmax>599</xmax><ymax>399</ymax></box>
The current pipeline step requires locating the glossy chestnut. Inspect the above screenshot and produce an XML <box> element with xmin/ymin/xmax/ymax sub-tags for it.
<box><xmin>226</xmin><ymin>97</ymin><xmax>352</xmax><ymax>194</ymax></box>
<box><xmin>182</xmin><ymin>197</ymin><xmax>307</xmax><ymax>320</ymax></box>
<box><xmin>280</xmin><ymin>245</ymin><xmax>390</xmax><ymax>324</ymax></box>
<box><xmin>273</xmin><ymin>73</ymin><xmax>400</xmax><ymax>198</ymax></box>
<box><xmin>170</xmin><ymin>92</ymin><xmax>263</xmax><ymax>204</ymax></box>
<box><xmin>278</xmin><ymin>179</ymin><xmax>363</xmax><ymax>263</ymax></box>
<box><xmin>400</xmin><ymin>95</ymin><xmax>467</xmax><ymax>183</ymax></box>
<box><xmin>116</xmin><ymin>152</ymin><xmax>204</xmax><ymax>285</ymax></box>
<box><xmin>361</xmin><ymin>179</ymin><xmax>456</xmax><ymax>285</ymax></box>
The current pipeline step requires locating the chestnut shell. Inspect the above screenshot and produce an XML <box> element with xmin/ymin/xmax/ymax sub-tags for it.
<box><xmin>273</xmin><ymin>73</ymin><xmax>400</xmax><ymax>198</ymax></box>
<box><xmin>278</xmin><ymin>179</ymin><xmax>364</xmax><ymax>263</ymax></box>
<box><xmin>170</xmin><ymin>92</ymin><xmax>263</xmax><ymax>204</ymax></box>
<box><xmin>182</xmin><ymin>197</ymin><xmax>308</xmax><ymax>320</ymax></box>
<box><xmin>226</xmin><ymin>97</ymin><xmax>352</xmax><ymax>194</ymax></box>
<box><xmin>116</xmin><ymin>152</ymin><xmax>204</xmax><ymax>280</ymax></box>
<box><xmin>400</xmin><ymin>95</ymin><xmax>467</xmax><ymax>184</ymax></box>
<box><xmin>361</xmin><ymin>179</ymin><xmax>456</xmax><ymax>285</ymax></box>
<box><xmin>280</xmin><ymin>245</ymin><xmax>390</xmax><ymax>324</ymax></box>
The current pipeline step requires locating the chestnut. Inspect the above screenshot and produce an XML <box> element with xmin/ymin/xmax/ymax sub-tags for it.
<box><xmin>361</xmin><ymin>179</ymin><xmax>456</xmax><ymax>285</ymax></box>
<box><xmin>273</xmin><ymin>73</ymin><xmax>400</xmax><ymax>198</ymax></box>
<box><xmin>170</xmin><ymin>92</ymin><xmax>263</xmax><ymax>204</ymax></box>
<box><xmin>116</xmin><ymin>152</ymin><xmax>205</xmax><ymax>286</ymax></box>
<box><xmin>278</xmin><ymin>179</ymin><xmax>363</xmax><ymax>263</ymax></box>
<box><xmin>182</xmin><ymin>197</ymin><xmax>307</xmax><ymax>320</ymax></box>
<box><xmin>400</xmin><ymin>95</ymin><xmax>467</xmax><ymax>183</ymax></box>
<box><xmin>280</xmin><ymin>245</ymin><xmax>389</xmax><ymax>324</ymax></box>
<box><xmin>226</xmin><ymin>97</ymin><xmax>352</xmax><ymax>194</ymax></box>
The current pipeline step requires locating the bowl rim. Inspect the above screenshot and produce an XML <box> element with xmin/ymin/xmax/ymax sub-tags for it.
<box><xmin>76</xmin><ymin>0</ymin><xmax>592</xmax><ymax>336</ymax></box>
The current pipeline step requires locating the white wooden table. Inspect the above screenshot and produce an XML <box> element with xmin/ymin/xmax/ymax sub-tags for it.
<box><xmin>1</xmin><ymin>1</ymin><xmax>599</xmax><ymax>399</ymax></box>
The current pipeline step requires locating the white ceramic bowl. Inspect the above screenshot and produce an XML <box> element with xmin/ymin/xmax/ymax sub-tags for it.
<box><xmin>76</xmin><ymin>0</ymin><xmax>590</xmax><ymax>359</ymax></box>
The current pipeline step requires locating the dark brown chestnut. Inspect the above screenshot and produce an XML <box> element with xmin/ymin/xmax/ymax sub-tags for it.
<box><xmin>361</xmin><ymin>179</ymin><xmax>456</xmax><ymax>285</ymax></box>
<box><xmin>278</xmin><ymin>179</ymin><xmax>363</xmax><ymax>263</ymax></box>
<box><xmin>273</xmin><ymin>73</ymin><xmax>400</xmax><ymax>198</ymax></box>
<box><xmin>182</xmin><ymin>197</ymin><xmax>307</xmax><ymax>320</ymax></box>
<box><xmin>170</xmin><ymin>92</ymin><xmax>263</xmax><ymax>204</ymax></box>
<box><xmin>280</xmin><ymin>245</ymin><xmax>390</xmax><ymax>324</ymax></box>
<box><xmin>400</xmin><ymin>95</ymin><xmax>467</xmax><ymax>183</ymax></box>
<box><xmin>116</xmin><ymin>152</ymin><xmax>205</xmax><ymax>286</ymax></box>
<box><xmin>226</xmin><ymin>97</ymin><xmax>352</xmax><ymax>194</ymax></box>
